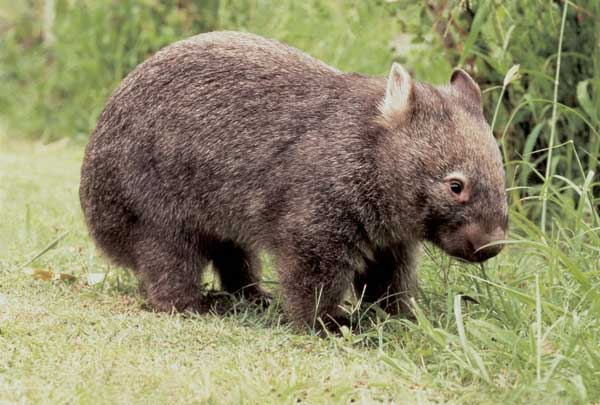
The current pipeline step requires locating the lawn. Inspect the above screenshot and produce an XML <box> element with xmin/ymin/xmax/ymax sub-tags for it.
<box><xmin>1</xmin><ymin>136</ymin><xmax>598</xmax><ymax>404</ymax></box>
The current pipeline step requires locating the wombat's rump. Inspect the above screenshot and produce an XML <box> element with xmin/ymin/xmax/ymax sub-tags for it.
<box><xmin>80</xmin><ymin>31</ymin><xmax>507</xmax><ymax>328</ymax></box>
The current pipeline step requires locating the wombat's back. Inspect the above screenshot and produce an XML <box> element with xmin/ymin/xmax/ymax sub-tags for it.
<box><xmin>80</xmin><ymin>31</ymin><xmax>385</xmax><ymax>264</ymax></box>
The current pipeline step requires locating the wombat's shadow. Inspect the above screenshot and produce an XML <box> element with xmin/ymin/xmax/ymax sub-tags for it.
<box><xmin>108</xmin><ymin>267</ymin><xmax>414</xmax><ymax>336</ymax></box>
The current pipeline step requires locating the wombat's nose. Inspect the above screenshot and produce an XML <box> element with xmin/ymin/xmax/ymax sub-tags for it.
<box><xmin>468</xmin><ymin>225</ymin><xmax>506</xmax><ymax>262</ymax></box>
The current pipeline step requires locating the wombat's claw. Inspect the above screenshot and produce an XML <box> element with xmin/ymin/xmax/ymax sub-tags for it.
<box><xmin>238</xmin><ymin>288</ymin><xmax>272</xmax><ymax>308</ymax></box>
<box><xmin>315</xmin><ymin>315</ymin><xmax>352</xmax><ymax>337</ymax></box>
<box><xmin>251</xmin><ymin>291</ymin><xmax>272</xmax><ymax>308</ymax></box>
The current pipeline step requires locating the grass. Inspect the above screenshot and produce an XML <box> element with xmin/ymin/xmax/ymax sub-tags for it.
<box><xmin>1</xmin><ymin>135</ymin><xmax>599</xmax><ymax>404</ymax></box>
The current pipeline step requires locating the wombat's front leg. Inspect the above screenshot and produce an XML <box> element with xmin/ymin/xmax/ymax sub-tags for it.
<box><xmin>277</xmin><ymin>241</ymin><xmax>358</xmax><ymax>331</ymax></box>
<box><xmin>210</xmin><ymin>240</ymin><xmax>270</xmax><ymax>302</ymax></box>
<box><xmin>133</xmin><ymin>231</ymin><xmax>207</xmax><ymax>313</ymax></box>
<box><xmin>353</xmin><ymin>242</ymin><xmax>419</xmax><ymax>316</ymax></box>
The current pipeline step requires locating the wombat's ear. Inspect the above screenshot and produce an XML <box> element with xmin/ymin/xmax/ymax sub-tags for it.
<box><xmin>450</xmin><ymin>68</ymin><xmax>482</xmax><ymax>107</ymax></box>
<box><xmin>381</xmin><ymin>62</ymin><xmax>413</xmax><ymax>117</ymax></box>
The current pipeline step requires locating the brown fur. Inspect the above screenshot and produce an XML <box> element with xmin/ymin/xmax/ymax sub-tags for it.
<box><xmin>79</xmin><ymin>31</ymin><xmax>508</xmax><ymax>328</ymax></box>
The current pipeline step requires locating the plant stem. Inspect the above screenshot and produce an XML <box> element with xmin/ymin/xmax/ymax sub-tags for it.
<box><xmin>540</xmin><ymin>1</ymin><xmax>569</xmax><ymax>233</ymax></box>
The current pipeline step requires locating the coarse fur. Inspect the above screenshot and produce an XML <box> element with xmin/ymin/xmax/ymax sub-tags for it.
<box><xmin>80</xmin><ymin>31</ymin><xmax>508</xmax><ymax>329</ymax></box>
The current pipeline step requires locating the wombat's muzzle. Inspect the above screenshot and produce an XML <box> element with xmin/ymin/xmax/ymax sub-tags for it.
<box><xmin>438</xmin><ymin>223</ymin><xmax>506</xmax><ymax>263</ymax></box>
<box><xmin>465</xmin><ymin>224</ymin><xmax>506</xmax><ymax>262</ymax></box>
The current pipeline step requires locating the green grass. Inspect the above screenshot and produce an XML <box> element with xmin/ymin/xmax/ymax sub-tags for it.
<box><xmin>1</xmin><ymin>136</ymin><xmax>599</xmax><ymax>404</ymax></box>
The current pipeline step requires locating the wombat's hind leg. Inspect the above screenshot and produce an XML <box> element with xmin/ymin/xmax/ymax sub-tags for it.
<box><xmin>133</xmin><ymin>231</ymin><xmax>207</xmax><ymax>313</ymax></box>
<box><xmin>210</xmin><ymin>240</ymin><xmax>270</xmax><ymax>302</ymax></box>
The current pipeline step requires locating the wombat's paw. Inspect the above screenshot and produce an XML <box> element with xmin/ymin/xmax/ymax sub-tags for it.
<box><xmin>182</xmin><ymin>298</ymin><xmax>212</xmax><ymax>315</ymax></box>
<box><xmin>145</xmin><ymin>297</ymin><xmax>210</xmax><ymax>315</ymax></box>
<box><xmin>371</xmin><ymin>299</ymin><xmax>410</xmax><ymax>318</ymax></box>
<box><xmin>206</xmin><ymin>289</ymin><xmax>272</xmax><ymax>314</ymax></box>
<box><xmin>244</xmin><ymin>289</ymin><xmax>272</xmax><ymax>308</ymax></box>
<box><xmin>314</xmin><ymin>314</ymin><xmax>352</xmax><ymax>337</ymax></box>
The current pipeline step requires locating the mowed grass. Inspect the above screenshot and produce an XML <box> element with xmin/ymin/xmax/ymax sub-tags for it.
<box><xmin>1</xmin><ymin>137</ymin><xmax>599</xmax><ymax>404</ymax></box>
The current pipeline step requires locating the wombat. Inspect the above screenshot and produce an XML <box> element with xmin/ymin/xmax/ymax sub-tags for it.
<box><xmin>80</xmin><ymin>31</ymin><xmax>508</xmax><ymax>328</ymax></box>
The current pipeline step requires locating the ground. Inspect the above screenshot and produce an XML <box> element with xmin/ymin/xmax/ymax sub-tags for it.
<box><xmin>1</xmin><ymin>138</ymin><xmax>598</xmax><ymax>404</ymax></box>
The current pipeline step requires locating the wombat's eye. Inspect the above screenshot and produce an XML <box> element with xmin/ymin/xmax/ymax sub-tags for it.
<box><xmin>449</xmin><ymin>180</ymin><xmax>463</xmax><ymax>194</ymax></box>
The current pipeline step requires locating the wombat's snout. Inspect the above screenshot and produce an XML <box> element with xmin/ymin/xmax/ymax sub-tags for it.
<box><xmin>464</xmin><ymin>224</ymin><xmax>506</xmax><ymax>262</ymax></box>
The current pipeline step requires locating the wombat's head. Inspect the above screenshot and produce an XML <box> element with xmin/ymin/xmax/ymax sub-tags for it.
<box><xmin>380</xmin><ymin>63</ymin><xmax>508</xmax><ymax>262</ymax></box>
